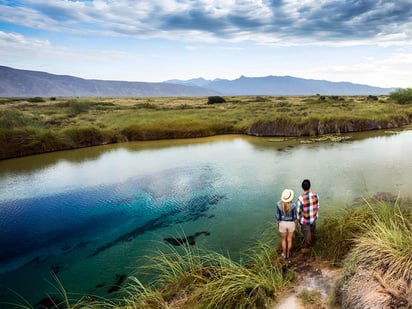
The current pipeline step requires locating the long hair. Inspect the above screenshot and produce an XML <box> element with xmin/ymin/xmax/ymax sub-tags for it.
<box><xmin>281</xmin><ymin>201</ymin><xmax>291</xmax><ymax>215</ymax></box>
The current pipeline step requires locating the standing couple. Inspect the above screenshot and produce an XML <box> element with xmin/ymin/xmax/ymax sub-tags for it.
<box><xmin>275</xmin><ymin>179</ymin><xmax>319</xmax><ymax>259</ymax></box>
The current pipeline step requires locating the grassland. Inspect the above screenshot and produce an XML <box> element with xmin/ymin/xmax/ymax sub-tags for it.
<box><xmin>1</xmin><ymin>95</ymin><xmax>412</xmax><ymax>159</ymax></box>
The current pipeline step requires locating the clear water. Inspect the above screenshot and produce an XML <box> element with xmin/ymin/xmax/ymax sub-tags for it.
<box><xmin>1</xmin><ymin>130</ymin><xmax>412</xmax><ymax>306</ymax></box>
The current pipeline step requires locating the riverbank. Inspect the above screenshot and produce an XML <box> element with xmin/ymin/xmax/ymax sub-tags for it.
<box><xmin>1</xmin><ymin>95</ymin><xmax>412</xmax><ymax>159</ymax></box>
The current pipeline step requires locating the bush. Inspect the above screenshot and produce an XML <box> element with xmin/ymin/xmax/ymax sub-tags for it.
<box><xmin>0</xmin><ymin>110</ymin><xmax>30</xmax><ymax>128</ymax></box>
<box><xmin>68</xmin><ymin>101</ymin><xmax>91</xmax><ymax>114</ymax></box>
<box><xmin>207</xmin><ymin>96</ymin><xmax>226</xmax><ymax>104</ymax></box>
<box><xmin>27</xmin><ymin>97</ymin><xmax>45</xmax><ymax>103</ymax></box>
<box><xmin>389</xmin><ymin>88</ymin><xmax>412</xmax><ymax>104</ymax></box>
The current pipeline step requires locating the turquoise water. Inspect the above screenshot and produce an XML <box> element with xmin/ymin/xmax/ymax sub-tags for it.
<box><xmin>1</xmin><ymin>131</ymin><xmax>412</xmax><ymax>306</ymax></box>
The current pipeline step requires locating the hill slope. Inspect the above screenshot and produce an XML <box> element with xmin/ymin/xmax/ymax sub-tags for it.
<box><xmin>0</xmin><ymin>65</ymin><xmax>395</xmax><ymax>97</ymax></box>
<box><xmin>166</xmin><ymin>75</ymin><xmax>395</xmax><ymax>95</ymax></box>
<box><xmin>0</xmin><ymin>66</ymin><xmax>218</xmax><ymax>97</ymax></box>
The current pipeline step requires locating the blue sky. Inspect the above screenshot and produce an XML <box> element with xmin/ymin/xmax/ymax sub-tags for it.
<box><xmin>1</xmin><ymin>0</ymin><xmax>412</xmax><ymax>88</ymax></box>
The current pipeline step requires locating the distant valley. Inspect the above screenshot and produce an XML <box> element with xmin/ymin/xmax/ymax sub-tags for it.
<box><xmin>0</xmin><ymin>65</ymin><xmax>395</xmax><ymax>97</ymax></box>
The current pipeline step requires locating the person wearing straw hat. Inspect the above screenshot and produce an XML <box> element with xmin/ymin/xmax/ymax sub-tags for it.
<box><xmin>275</xmin><ymin>189</ymin><xmax>297</xmax><ymax>259</ymax></box>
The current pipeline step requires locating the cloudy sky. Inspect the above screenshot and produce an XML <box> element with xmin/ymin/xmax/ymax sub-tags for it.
<box><xmin>1</xmin><ymin>0</ymin><xmax>412</xmax><ymax>88</ymax></box>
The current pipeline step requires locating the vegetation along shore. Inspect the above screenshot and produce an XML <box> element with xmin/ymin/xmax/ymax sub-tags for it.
<box><xmin>1</xmin><ymin>89</ymin><xmax>412</xmax><ymax>160</ymax></box>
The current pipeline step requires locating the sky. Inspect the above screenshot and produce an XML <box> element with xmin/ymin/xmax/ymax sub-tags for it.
<box><xmin>1</xmin><ymin>0</ymin><xmax>412</xmax><ymax>88</ymax></box>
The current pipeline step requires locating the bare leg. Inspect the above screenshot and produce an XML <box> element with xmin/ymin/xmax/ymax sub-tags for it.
<box><xmin>287</xmin><ymin>231</ymin><xmax>294</xmax><ymax>258</ymax></box>
<box><xmin>280</xmin><ymin>232</ymin><xmax>287</xmax><ymax>257</ymax></box>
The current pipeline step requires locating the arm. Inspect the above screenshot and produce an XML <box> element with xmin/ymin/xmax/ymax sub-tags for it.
<box><xmin>292</xmin><ymin>203</ymin><xmax>297</xmax><ymax>221</ymax></box>
<box><xmin>275</xmin><ymin>202</ymin><xmax>281</xmax><ymax>221</ymax></box>
<box><xmin>296</xmin><ymin>198</ymin><xmax>302</xmax><ymax>223</ymax></box>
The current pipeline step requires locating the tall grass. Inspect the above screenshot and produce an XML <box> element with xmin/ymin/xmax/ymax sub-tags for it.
<box><xmin>312</xmin><ymin>194</ymin><xmax>412</xmax><ymax>263</ymax></box>
<box><xmin>348</xmin><ymin>199</ymin><xmax>412</xmax><ymax>281</ymax></box>
<box><xmin>333</xmin><ymin>197</ymin><xmax>412</xmax><ymax>308</ymax></box>
<box><xmin>124</xmin><ymin>240</ymin><xmax>293</xmax><ymax>309</ymax></box>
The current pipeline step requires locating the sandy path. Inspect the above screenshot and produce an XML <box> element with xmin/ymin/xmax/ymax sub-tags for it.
<box><xmin>273</xmin><ymin>253</ymin><xmax>342</xmax><ymax>309</ymax></box>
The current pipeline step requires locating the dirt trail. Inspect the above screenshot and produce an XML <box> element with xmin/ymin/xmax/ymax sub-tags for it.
<box><xmin>273</xmin><ymin>252</ymin><xmax>342</xmax><ymax>309</ymax></box>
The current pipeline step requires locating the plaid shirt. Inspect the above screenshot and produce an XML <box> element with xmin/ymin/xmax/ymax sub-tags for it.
<box><xmin>297</xmin><ymin>190</ymin><xmax>319</xmax><ymax>225</ymax></box>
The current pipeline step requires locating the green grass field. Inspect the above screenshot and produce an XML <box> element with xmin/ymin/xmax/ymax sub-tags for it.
<box><xmin>1</xmin><ymin>95</ymin><xmax>412</xmax><ymax>159</ymax></box>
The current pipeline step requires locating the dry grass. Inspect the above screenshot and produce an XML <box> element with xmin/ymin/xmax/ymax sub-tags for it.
<box><xmin>1</xmin><ymin>95</ymin><xmax>412</xmax><ymax>159</ymax></box>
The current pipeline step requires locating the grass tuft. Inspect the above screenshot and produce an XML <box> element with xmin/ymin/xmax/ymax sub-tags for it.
<box><xmin>126</xmin><ymin>239</ymin><xmax>293</xmax><ymax>308</ymax></box>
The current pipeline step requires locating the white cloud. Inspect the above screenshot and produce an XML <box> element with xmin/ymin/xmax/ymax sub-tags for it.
<box><xmin>1</xmin><ymin>1</ymin><xmax>411</xmax><ymax>45</ymax></box>
<box><xmin>0</xmin><ymin>31</ymin><xmax>51</xmax><ymax>50</ymax></box>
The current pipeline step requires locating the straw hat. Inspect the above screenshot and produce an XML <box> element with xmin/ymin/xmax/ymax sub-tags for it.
<box><xmin>281</xmin><ymin>189</ymin><xmax>294</xmax><ymax>203</ymax></box>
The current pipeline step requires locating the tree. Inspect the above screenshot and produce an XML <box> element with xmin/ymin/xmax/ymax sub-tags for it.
<box><xmin>389</xmin><ymin>88</ymin><xmax>412</xmax><ymax>105</ymax></box>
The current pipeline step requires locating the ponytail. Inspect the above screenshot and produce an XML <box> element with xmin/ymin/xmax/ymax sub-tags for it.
<box><xmin>281</xmin><ymin>201</ymin><xmax>291</xmax><ymax>216</ymax></box>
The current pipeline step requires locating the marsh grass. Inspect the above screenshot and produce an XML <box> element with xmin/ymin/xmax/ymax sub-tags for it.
<box><xmin>125</xmin><ymin>239</ymin><xmax>293</xmax><ymax>309</ymax></box>
<box><xmin>333</xmin><ymin>197</ymin><xmax>412</xmax><ymax>308</ymax></box>
<box><xmin>348</xmin><ymin>199</ymin><xmax>412</xmax><ymax>282</ymax></box>
<box><xmin>1</xmin><ymin>95</ymin><xmax>412</xmax><ymax>159</ymax></box>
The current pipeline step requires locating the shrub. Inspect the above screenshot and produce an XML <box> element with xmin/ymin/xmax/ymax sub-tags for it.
<box><xmin>389</xmin><ymin>88</ymin><xmax>412</xmax><ymax>105</ymax></box>
<box><xmin>27</xmin><ymin>97</ymin><xmax>45</xmax><ymax>103</ymax></box>
<box><xmin>68</xmin><ymin>101</ymin><xmax>91</xmax><ymax>114</ymax></box>
<box><xmin>207</xmin><ymin>96</ymin><xmax>226</xmax><ymax>104</ymax></box>
<box><xmin>0</xmin><ymin>110</ymin><xmax>30</xmax><ymax>128</ymax></box>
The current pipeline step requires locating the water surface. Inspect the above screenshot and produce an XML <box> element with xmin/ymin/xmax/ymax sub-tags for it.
<box><xmin>1</xmin><ymin>130</ymin><xmax>411</xmax><ymax>305</ymax></box>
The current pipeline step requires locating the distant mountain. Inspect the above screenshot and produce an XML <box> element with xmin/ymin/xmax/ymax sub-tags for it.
<box><xmin>166</xmin><ymin>75</ymin><xmax>395</xmax><ymax>96</ymax></box>
<box><xmin>0</xmin><ymin>65</ymin><xmax>395</xmax><ymax>97</ymax></box>
<box><xmin>164</xmin><ymin>77</ymin><xmax>212</xmax><ymax>87</ymax></box>
<box><xmin>0</xmin><ymin>66</ymin><xmax>219</xmax><ymax>97</ymax></box>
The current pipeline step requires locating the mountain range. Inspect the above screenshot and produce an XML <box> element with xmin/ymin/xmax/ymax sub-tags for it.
<box><xmin>0</xmin><ymin>65</ymin><xmax>395</xmax><ymax>97</ymax></box>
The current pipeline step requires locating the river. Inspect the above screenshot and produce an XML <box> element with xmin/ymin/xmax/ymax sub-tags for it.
<box><xmin>0</xmin><ymin>129</ymin><xmax>411</xmax><ymax>306</ymax></box>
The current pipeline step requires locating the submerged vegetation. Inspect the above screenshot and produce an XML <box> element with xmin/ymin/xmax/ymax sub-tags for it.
<box><xmin>1</xmin><ymin>95</ymin><xmax>412</xmax><ymax>159</ymax></box>
<box><xmin>5</xmin><ymin>195</ymin><xmax>411</xmax><ymax>308</ymax></box>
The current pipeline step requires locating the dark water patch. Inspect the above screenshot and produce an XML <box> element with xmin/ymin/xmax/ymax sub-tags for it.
<box><xmin>89</xmin><ymin>211</ymin><xmax>175</xmax><ymax>257</ymax></box>
<box><xmin>164</xmin><ymin>231</ymin><xmax>211</xmax><ymax>246</ymax></box>
<box><xmin>49</xmin><ymin>263</ymin><xmax>64</xmax><ymax>275</ymax></box>
<box><xmin>74</xmin><ymin>240</ymin><xmax>91</xmax><ymax>249</ymax></box>
<box><xmin>60</xmin><ymin>245</ymin><xmax>71</xmax><ymax>252</ymax></box>
<box><xmin>89</xmin><ymin>194</ymin><xmax>223</xmax><ymax>257</ymax></box>
<box><xmin>107</xmin><ymin>274</ymin><xmax>127</xmax><ymax>294</ymax></box>
<box><xmin>96</xmin><ymin>282</ymin><xmax>105</xmax><ymax>288</ymax></box>
<box><xmin>36</xmin><ymin>295</ymin><xmax>63</xmax><ymax>309</ymax></box>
